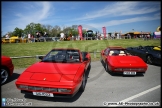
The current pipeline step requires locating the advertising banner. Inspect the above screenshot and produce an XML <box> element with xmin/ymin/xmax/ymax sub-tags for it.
<box><xmin>78</xmin><ymin>25</ymin><xmax>83</xmax><ymax>39</ymax></box>
<box><xmin>102</xmin><ymin>27</ymin><xmax>106</xmax><ymax>38</ymax></box>
<box><xmin>154</xmin><ymin>32</ymin><xmax>161</xmax><ymax>38</ymax></box>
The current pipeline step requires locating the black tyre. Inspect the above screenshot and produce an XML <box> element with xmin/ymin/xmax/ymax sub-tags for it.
<box><xmin>1</xmin><ymin>68</ymin><xmax>9</xmax><ymax>85</ymax></box>
<box><xmin>100</xmin><ymin>55</ymin><xmax>103</xmax><ymax>62</ymax></box>
<box><xmin>88</xmin><ymin>62</ymin><xmax>91</xmax><ymax>70</ymax></box>
<box><xmin>105</xmin><ymin>62</ymin><xmax>109</xmax><ymax>72</ymax></box>
<box><xmin>79</xmin><ymin>73</ymin><xmax>86</xmax><ymax>92</ymax></box>
<box><xmin>146</xmin><ymin>55</ymin><xmax>153</xmax><ymax>64</ymax></box>
<box><xmin>105</xmin><ymin>62</ymin><xmax>114</xmax><ymax>75</ymax></box>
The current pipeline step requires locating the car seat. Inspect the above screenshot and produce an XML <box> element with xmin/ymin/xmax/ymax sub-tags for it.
<box><xmin>119</xmin><ymin>51</ymin><xmax>126</xmax><ymax>56</ymax></box>
<box><xmin>109</xmin><ymin>51</ymin><xmax>114</xmax><ymax>56</ymax></box>
<box><xmin>72</xmin><ymin>53</ymin><xmax>80</xmax><ymax>61</ymax></box>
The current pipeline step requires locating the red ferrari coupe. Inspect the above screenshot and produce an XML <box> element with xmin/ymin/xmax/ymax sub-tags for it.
<box><xmin>100</xmin><ymin>46</ymin><xmax>148</xmax><ymax>76</ymax></box>
<box><xmin>1</xmin><ymin>55</ymin><xmax>14</xmax><ymax>85</ymax></box>
<box><xmin>15</xmin><ymin>48</ymin><xmax>91</xmax><ymax>98</ymax></box>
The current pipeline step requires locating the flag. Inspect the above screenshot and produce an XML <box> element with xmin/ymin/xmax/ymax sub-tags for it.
<box><xmin>102</xmin><ymin>27</ymin><xmax>106</xmax><ymax>38</ymax></box>
<box><xmin>78</xmin><ymin>25</ymin><xmax>83</xmax><ymax>39</ymax></box>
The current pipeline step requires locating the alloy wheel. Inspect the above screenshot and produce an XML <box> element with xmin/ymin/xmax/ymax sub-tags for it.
<box><xmin>1</xmin><ymin>69</ymin><xmax>9</xmax><ymax>85</ymax></box>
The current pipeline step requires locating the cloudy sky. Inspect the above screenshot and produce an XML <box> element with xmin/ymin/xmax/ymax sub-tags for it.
<box><xmin>1</xmin><ymin>1</ymin><xmax>161</xmax><ymax>35</ymax></box>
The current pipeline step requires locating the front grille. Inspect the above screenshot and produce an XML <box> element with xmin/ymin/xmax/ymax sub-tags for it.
<box><xmin>123</xmin><ymin>68</ymin><xmax>138</xmax><ymax>71</ymax></box>
<box><xmin>28</xmin><ymin>86</ymin><xmax>57</xmax><ymax>92</ymax></box>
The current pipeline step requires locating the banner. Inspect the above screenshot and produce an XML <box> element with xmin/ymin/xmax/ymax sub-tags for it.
<box><xmin>78</xmin><ymin>25</ymin><xmax>83</xmax><ymax>39</ymax></box>
<box><xmin>154</xmin><ymin>32</ymin><xmax>161</xmax><ymax>38</ymax></box>
<box><xmin>102</xmin><ymin>27</ymin><xmax>106</xmax><ymax>38</ymax></box>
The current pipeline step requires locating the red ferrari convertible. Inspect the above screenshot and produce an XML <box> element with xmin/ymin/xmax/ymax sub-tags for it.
<box><xmin>15</xmin><ymin>48</ymin><xmax>91</xmax><ymax>98</ymax></box>
<box><xmin>100</xmin><ymin>46</ymin><xmax>148</xmax><ymax>76</ymax></box>
<box><xmin>1</xmin><ymin>55</ymin><xmax>14</xmax><ymax>85</ymax></box>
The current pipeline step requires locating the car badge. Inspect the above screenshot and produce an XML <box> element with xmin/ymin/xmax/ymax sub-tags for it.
<box><xmin>43</xmin><ymin>78</ymin><xmax>46</xmax><ymax>80</ymax></box>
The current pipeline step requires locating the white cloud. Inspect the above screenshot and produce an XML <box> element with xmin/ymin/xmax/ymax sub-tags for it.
<box><xmin>2</xmin><ymin>1</ymin><xmax>160</xmax><ymax>35</ymax></box>
<box><xmin>4</xmin><ymin>2</ymin><xmax>52</xmax><ymax>33</ymax></box>
<box><xmin>86</xmin><ymin>14</ymin><xmax>160</xmax><ymax>29</ymax></box>
<box><xmin>74</xmin><ymin>2</ymin><xmax>160</xmax><ymax>21</ymax></box>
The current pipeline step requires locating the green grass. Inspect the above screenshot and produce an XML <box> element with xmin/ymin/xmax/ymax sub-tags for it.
<box><xmin>2</xmin><ymin>39</ymin><xmax>161</xmax><ymax>69</ymax></box>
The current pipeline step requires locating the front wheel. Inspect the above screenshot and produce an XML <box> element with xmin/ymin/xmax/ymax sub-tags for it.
<box><xmin>105</xmin><ymin>62</ymin><xmax>114</xmax><ymax>75</ymax></box>
<box><xmin>1</xmin><ymin>68</ymin><xmax>9</xmax><ymax>85</ymax></box>
<box><xmin>100</xmin><ymin>55</ymin><xmax>103</xmax><ymax>62</ymax></box>
<box><xmin>146</xmin><ymin>55</ymin><xmax>153</xmax><ymax>64</ymax></box>
<box><xmin>105</xmin><ymin>62</ymin><xmax>109</xmax><ymax>72</ymax></box>
<box><xmin>79</xmin><ymin>73</ymin><xmax>86</xmax><ymax>92</ymax></box>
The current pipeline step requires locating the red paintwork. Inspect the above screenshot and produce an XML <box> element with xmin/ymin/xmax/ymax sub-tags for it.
<box><xmin>1</xmin><ymin>55</ymin><xmax>14</xmax><ymax>76</ymax></box>
<box><xmin>15</xmin><ymin>48</ymin><xmax>91</xmax><ymax>97</ymax></box>
<box><xmin>101</xmin><ymin>46</ymin><xmax>148</xmax><ymax>74</ymax></box>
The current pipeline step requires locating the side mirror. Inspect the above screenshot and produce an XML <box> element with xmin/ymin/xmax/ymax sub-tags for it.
<box><xmin>38</xmin><ymin>56</ymin><xmax>44</xmax><ymax>60</ymax></box>
<box><xmin>84</xmin><ymin>57</ymin><xmax>88</xmax><ymax>61</ymax></box>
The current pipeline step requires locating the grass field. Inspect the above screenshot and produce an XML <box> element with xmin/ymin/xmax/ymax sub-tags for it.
<box><xmin>2</xmin><ymin>39</ymin><xmax>161</xmax><ymax>69</ymax></box>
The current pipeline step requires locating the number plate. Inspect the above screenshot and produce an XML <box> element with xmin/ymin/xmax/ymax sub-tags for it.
<box><xmin>33</xmin><ymin>92</ymin><xmax>54</xmax><ymax>97</ymax></box>
<box><xmin>123</xmin><ymin>71</ymin><xmax>136</xmax><ymax>75</ymax></box>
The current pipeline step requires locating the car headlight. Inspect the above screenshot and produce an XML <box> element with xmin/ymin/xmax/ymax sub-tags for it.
<box><xmin>17</xmin><ymin>85</ymin><xmax>28</xmax><ymax>90</ymax></box>
<box><xmin>58</xmin><ymin>88</ymin><xmax>71</xmax><ymax>93</ymax></box>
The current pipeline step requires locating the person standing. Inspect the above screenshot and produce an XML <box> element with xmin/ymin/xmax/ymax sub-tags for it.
<box><xmin>44</xmin><ymin>32</ymin><xmax>47</xmax><ymax>37</ymax></box>
<box><xmin>5</xmin><ymin>34</ymin><xmax>9</xmax><ymax>39</ymax></box>
<box><xmin>28</xmin><ymin>33</ymin><xmax>31</xmax><ymax>43</ymax></box>
<box><xmin>112</xmin><ymin>33</ymin><xmax>115</xmax><ymax>39</ymax></box>
<box><xmin>117</xmin><ymin>33</ymin><xmax>119</xmax><ymax>39</ymax></box>
<box><xmin>35</xmin><ymin>32</ymin><xmax>40</xmax><ymax>42</ymax></box>
<box><xmin>127</xmin><ymin>33</ymin><xmax>130</xmax><ymax>39</ymax></box>
<box><xmin>60</xmin><ymin>33</ymin><xmax>64</xmax><ymax>41</ymax></box>
<box><xmin>147</xmin><ymin>33</ymin><xmax>150</xmax><ymax>40</ymax></box>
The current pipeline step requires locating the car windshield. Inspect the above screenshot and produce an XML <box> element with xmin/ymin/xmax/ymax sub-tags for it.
<box><xmin>144</xmin><ymin>46</ymin><xmax>154</xmax><ymax>51</ymax></box>
<box><xmin>42</xmin><ymin>49</ymin><xmax>80</xmax><ymax>63</ymax></box>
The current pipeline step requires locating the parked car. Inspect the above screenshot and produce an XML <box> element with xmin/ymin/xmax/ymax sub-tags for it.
<box><xmin>100</xmin><ymin>46</ymin><xmax>148</xmax><ymax>76</ymax></box>
<box><xmin>1</xmin><ymin>36</ymin><xmax>27</xmax><ymax>43</ymax></box>
<box><xmin>85</xmin><ymin>30</ymin><xmax>96</xmax><ymax>40</ymax></box>
<box><xmin>39</xmin><ymin>36</ymin><xmax>53</xmax><ymax>42</ymax></box>
<box><xmin>126</xmin><ymin>46</ymin><xmax>161</xmax><ymax>65</ymax></box>
<box><xmin>15</xmin><ymin>48</ymin><xmax>91</xmax><ymax>98</ymax></box>
<box><xmin>1</xmin><ymin>55</ymin><xmax>14</xmax><ymax>85</ymax></box>
<box><xmin>52</xmin><ymin>37</ymin><xmax>60</xmax><ymax>41</ymax></box>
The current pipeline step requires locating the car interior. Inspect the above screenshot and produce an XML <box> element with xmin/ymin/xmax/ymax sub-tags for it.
<box><xmin>71</xmin><ymin>53</ymin><xmax>80</xmax><ymax>61</ymax></box>
<box><xmin>109</xmin><ymin>50</ymin><xmax>126</xmax><ymax>56</ymax></box>
<box><xmin>109</xmin><ymin>51</ymin><xmax>114</xmax><ymax>56</ymax></box>
<box><xmin>119</xmin><ymin>51</ymin><xmax>126</xmax><ymax>56</ymax></box>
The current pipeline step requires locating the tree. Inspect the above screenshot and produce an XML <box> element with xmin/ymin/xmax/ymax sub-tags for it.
<box><xmin>51</xmin><ymin>25</ymin><xmax>61</xmax><ymax>37</ymax></box>
<box><xmin>13</xmin><ymin>27</ymin><xmax>23</xmax><ymax>37</ymax></box>
<box><xmin>5</xmin><ymin>22</ymin><xmax>84</xmax><ymax>39</ymax></box>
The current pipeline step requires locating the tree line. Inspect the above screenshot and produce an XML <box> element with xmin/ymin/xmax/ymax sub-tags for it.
<box><xmin>2</xmin><ymin>22</ymin><xmax>89</xmax><ymax>38</ymax></box>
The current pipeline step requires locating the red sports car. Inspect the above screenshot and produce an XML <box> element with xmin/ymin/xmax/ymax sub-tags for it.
<box><xmin>15</xmin><ymin>48</ymin><xmax>91</xmax><ymax>98</ymax></box>
<box><xmin>1</xmin><ymin>55</ymin><xmax>14</xmax><ymax>85</ymax></box>
<box><xmin>100</xmin><ymin>46</ymin><xmax>148</xmax><ymax>76</ymax></box>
